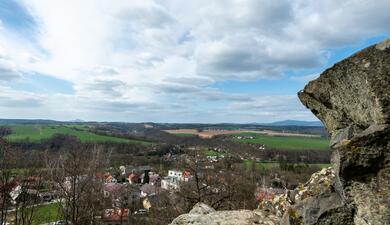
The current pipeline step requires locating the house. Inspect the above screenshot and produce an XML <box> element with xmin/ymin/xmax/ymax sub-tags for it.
<box><xmin>106</xmin><ymin>174</ymin><xmax>118</xmax><ymax>184</ymax></box>
<box><xmin>140</xmin><ymin>183</ymin><xmax>158</xmax><ymax>197</ymax></box>
<box><xmin>63</xmin><ymin>175</ymin><xmax>88</xmax><ymax>191</ymax></box>
<box><xmin>161</xmin><ymin>170</ymin><xmax>192</xmax><ymax>191</ymax></box>
<box><xmin>161</xmin><ymin>176</ymin><xmax>180</xmax><ymax>190</ymax></box>
<box><xmin>102</xmin><ymin>208</ymin><xmax>129</xmax><ymax>225</ymax></box>
<box><xmin>142</xmin><ymin>198</ymin><xmax>152</xmax><ymax>211</ymax></box>
<box><xmin>9</xmin><ymin>185</ymin><xmax>40</xmax><ymax>204</ymax></box>
<box><xmin>127</xmin><ymin>173</ymin><xmax>141</xmax><ymax>184</ymax></box>
<box><xmin>103</xmin><ymin>183</ymin><xmax>127</xmax><ymax>198</ymax></box>
<box><xmin>182</xmin><ymin>170</ymin><xmax>191</xmax><ymax>182</ymax></box>
<box><xmin>10</xmin><ymin>185</ymin><xmax>22</xmax><ymax>202</ymax></box>
<box><xmin>104</xmin><ymin>183</ymin><xmax>141</xmax><ymax>209</ymax></box>
<box><xmin>168</xmin><ymin>170</ymin><xmax>182</xmax><ymax>179</ymax></box>
<box><xmin>119</xmin><ymin>165</ymin><xmax>151</xmax><ymax>176</ymax></box>
<box><xmin>148</xmin><ymin>173</ymin><xmax>161</xmax><ymax>186</ymax></box>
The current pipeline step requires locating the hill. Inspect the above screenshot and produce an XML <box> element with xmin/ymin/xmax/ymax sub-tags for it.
<box><xmin>4</xmin><ymin>124</ymin><xmax>152</xmax><ymax>145</ymax></box>
<box><xmin>259</xmin><ymin>120</ymin><xmax>323</xmax><ymax>127</ymax></box>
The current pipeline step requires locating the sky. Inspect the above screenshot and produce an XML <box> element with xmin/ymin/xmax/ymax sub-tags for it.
<box><xmin>0</xmin><ymin>0</ymin><xmax>389</xmax><ymax>123</ymax></box>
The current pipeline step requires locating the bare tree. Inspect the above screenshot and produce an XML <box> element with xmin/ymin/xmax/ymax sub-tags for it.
<box><xmin>179</xmin><ymin>152</ymin><xmax>257</xmax><ymax>211</ymax></box>
<box><xmin>14</xmin><ymin>168</ymin><xmax>44</xmax><ymax>225</ymax></box>
<box><xmin>0</xmin><ymin>138</ymin><xmax>15</xmax><ymax>223</ymax></box>
<box><xmin>46</xmin><ymin>136</ymin><xmax>108</xmax><ymax>225</ymax></box>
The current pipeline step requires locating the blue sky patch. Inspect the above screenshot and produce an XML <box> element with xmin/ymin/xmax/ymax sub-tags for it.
<box><xmin>10</xmin><ymin>73</ymin><xmax>74</xmax><ymax>95</ymax></box>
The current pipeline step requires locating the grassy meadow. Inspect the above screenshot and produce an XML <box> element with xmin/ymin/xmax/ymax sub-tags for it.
<box><xmin>5</xmin><ymin>125</ymin><xmax>152</xmax><ymax>145</ymax></box>
<box><xmin>32</xmin><ymin>203</ymin><xmax>63</xmax><ymax>225</ymax></box>
<box><xmin>230</xmin><ymin>132</ymin><xmax>329</xmax><ymax>150</ymax></box>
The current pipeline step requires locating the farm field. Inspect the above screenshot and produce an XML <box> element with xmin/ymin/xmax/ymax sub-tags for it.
<box><xmin>164</xmin><ymin>129</ymin><xmax>321</xmax><ymax>139</ymax></box>
<box><xmin>174</xmin><ymin>133</ymin><xmax>196</xmax><ymax>137</ymax></box>
<box><xmin>231</xmin><ymin>132</ymin><xmax>329</xmax><ymax>150</ymax></box>
<box><xmin>5</xmin><ymin>125</ymin><xmax>152</xmax><ymax>145</ymax></box>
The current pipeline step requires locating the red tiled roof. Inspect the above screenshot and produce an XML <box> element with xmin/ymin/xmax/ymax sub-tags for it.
<box><xmin>183</xmin><ymin>171</ymin><xmax>191</xmax><ymax>177</ymax></box>
<box><xmin>102</xmin><ymin>208</ymin><xmax>129</xmax><ymax>221</ymax></box>
<box><xmin>104</xmin><ymin>183</ymin><xmax>126</xmax><ymax>193</ymax></box>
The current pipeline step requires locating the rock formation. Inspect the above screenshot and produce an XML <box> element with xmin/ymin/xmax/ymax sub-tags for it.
<box><xmin>169</xmin><ymin>203</ymin><xmax>280</xmax><ymax>225</ymax></box>
<box><xmin>296</xmin><ymin>38</ymin><xmax>390</xmax><ymax>225</ymax></box>
<box><xmin>257</xmin><ymin>167</ymin><xmax>350</xmax><ymax>224</ymax></box>
<box><xmin>169</xmin><ymin>38</ymin><xmax>390</xmax><ymax>225</ymax></box>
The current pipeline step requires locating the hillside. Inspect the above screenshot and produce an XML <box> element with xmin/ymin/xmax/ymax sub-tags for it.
<box><xmin>4</xmin><ymin>125</ymin><xmax>152</xmax><ymax>145</ymax></box>
<box><xmin>262</xmin><ymin>120</ymin><xmax>323</xmax><ymax>127</ymax></box>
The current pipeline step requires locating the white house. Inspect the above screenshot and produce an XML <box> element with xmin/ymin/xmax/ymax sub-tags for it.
<box><xmin>168</xmin><ymin>170</ymin><xmax>182</xmax><ymax>178</ymax></box>
<box><xmin>161</xmin><ymin>170</ymin><xmax>192</xmax><ymax>191</ymax></box>
<box><xmin>161</xmin><ymin>176</ymin><xmax>180</xmax><ymax>190</ymax></box>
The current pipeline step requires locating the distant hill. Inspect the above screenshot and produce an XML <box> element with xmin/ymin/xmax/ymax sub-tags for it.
<box><xmin>0</xmin><ymin>119</ymin><xmax>59</xmax><ymax>125</ymax></box>
<box><xmin>69</xmin><ymin>119</ymin><xmax>85</xmax><ymax>123</ymax></box>
<box><xmin>263</xmin><ymin>120</ymin><xmax>323</xmax><ymax>127</ymax></box>
<box><xmin>0</xmin><ymin>118</ymin><xmax>323</xmax><ymax>127</ymax></box>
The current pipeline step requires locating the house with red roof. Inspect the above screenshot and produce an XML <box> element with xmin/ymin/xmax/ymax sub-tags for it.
<box><xmin>102</xmin><ymin>208</ymin><xmax>129</xmax><ymax>225</ymax></box>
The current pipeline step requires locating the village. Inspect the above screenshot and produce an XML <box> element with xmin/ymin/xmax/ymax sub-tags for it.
<box><xmin>4</xmin><ymin>165</ymin><xmax>194</xmax><ymax>224</ymax></box>
<box><xmin>3</xmin><ymin>146</ymin><xmax>322</xmax><ymax>225</ymax></box>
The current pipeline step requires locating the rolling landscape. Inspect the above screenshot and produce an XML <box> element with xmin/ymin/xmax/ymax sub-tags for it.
<box><xmin>0</xmin><ymin>1</ymin><xmax>388</xmax><ymax>225</ymax></box>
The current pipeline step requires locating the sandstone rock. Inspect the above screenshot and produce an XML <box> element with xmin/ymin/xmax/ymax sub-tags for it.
<box><xmin>169</xmin><ymin>204</ymin><xmax>280</xmax><ymax>225</ymax></box>
<box><xmin>189</xmin><ymin>202</ymin><xmax>216</xmax><ymax>214</ymax></box>
<box><xmin>297</xmin><ymin>38</ymin><xmax>390</xmax><ymax>225</ymax></box>
<box><xmin>258</xmin><ymin>167</ymin><xmax>346</xmax><ymax>225</ymax></box>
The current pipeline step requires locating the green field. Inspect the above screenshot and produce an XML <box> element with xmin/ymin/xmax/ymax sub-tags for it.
<box><xmin>32</xmin><ymin>203</ymin><xmax>63</xmax><ymax>225</ymax></box>
<box><xmin>231</xmin><ymin>132</ymin><xmax>329</xmax><ymax>150</ymax></box>
<box><xmin>8</xmin><ymin>202</ymin><xmax>62</xmax><ymax>225</ymax></box>
<box><xmin>5</xmin><ymin>125</ymin><xmax>152</xmax><ymax>145</ymax></box>
<box><xmin>174</xmin><ymin>133</ymin><xmax>196</xmax><ymax>137</ymax></box>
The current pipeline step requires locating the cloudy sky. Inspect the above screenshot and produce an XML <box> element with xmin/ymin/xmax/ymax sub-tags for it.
<box><xmin>0</xmin><ymin>0</ymin><xmax>389</xmax><ymax>123</ymax></box>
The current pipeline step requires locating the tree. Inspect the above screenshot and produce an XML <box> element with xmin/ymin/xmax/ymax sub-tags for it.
<box><xmin>14</xmin><ymin>168</ymin><xmax>44</xmax><ymax>225</ymax></box>
<box><xmin>0</xmin><ymin>138</ymin><xmax>14</xmax><ymax>223</ymax></box>
<box><xmin>179</xmin><ymin>152</ymin><xmax>257</xmax><ymax>211</ymax></box>
<box><xmin>46</xmin><ymin>136</ymin><xmax>108</xmax><ymax>224</ymax></box>
<box><xmin>0</xmin><ymin>127</ymin><xmax>11</xmax><ymax>137</ymax></box>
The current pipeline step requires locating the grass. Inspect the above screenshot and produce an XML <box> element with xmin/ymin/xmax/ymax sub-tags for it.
<box><xmin>5</xmin><ymin>125</ymin><xmax>152</xmax><ymax>145</ymax></box>
<box><xmin>230</xmin><ymin>132</ymin><xmax>329</xmax><ymax>150</ymax></box>
<box><xmin>32</xmin><ymin>202</ymin><xmax>63</xmax><ymax>225</ymax></box>
<box><xmin>174</xmin><ymin>133</ymin><xmax>196</xmax><ymax>137</ymax></box>
<box><xmin>8</xmin><ymin>203</ymin><xmax>62</xmax><ymax>225</ymax></box>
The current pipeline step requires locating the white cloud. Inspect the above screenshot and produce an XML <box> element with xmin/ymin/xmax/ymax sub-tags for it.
<box><xmin>0</xmin><ymin>86</ymin><xmax>43</xmax><ymax>108</ymax></box>
<box><xmin>0</xmin><ymin>0</ymin><xmax>389</xmax><ymax>122</ymax></box>
<box><xmin>290</xmin><ymin>74</ymin><xmax>319</xmax><ymax>83</ymax></box>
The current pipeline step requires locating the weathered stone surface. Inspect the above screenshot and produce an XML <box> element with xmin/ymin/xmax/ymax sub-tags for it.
<box><xmin>257</xmin><ymin>167</ymin><xmax>346</xmax><ymax>225</ymax></box>
<box><xmin>189</xmin><ymin>202</ymin><xmax>216</xmax><ymax>214</ymax></box>
<box><xmin>282</xmin><ymin>168</ymin><xmax>345</xmax><ymax>225</ymax></box>
<box><xmin>297</xmin><ymin>38</ymin><xmax>390</xmax><ymax>225</ymax></box>
<box><xmin>169</xmin><ymin>204</ymin><xmax>279</xmax><ymax>225</ymax></box>
<box><xmin>259</xmin><ymin>168</ymin><xmax>338</xmax><ymax>215</ymax></box>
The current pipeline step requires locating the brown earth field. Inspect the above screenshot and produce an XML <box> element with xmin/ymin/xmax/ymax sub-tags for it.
<box><xmin>163</xmin><ymin>129</ymin><xmax>321</xmax><ymax>139</ymax></box>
